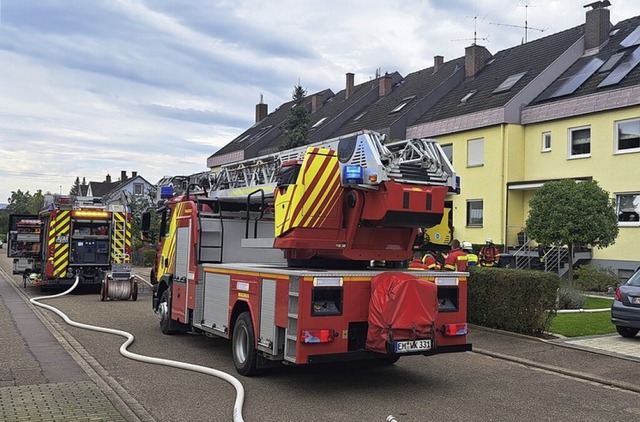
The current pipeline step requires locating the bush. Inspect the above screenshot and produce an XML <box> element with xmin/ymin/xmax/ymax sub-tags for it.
<box><xmin>556</xmin><ymin>284</ymin><xmax>585</xmax><ymax>309</ymax></box>
<box><xmin>574</xmin><ymin>264</ymin><xmax>618</xmax><ymax>292</ymax></box>
<box><xmin>468</xmin><ymin>267</ymin><xmax>560</xmax><ymax>336</ymax></box>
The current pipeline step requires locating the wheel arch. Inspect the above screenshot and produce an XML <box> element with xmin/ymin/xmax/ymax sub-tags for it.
<box><xmin>230</xmin><ymin>300</ymin><xmax>252</xmax><ymax>338</ymax></box>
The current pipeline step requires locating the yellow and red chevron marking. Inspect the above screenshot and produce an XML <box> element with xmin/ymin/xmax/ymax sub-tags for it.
<box><xmin>110</xmin><ymin>211</ymin><xmax>132</xmax><ymax>263</ymax></box>
<box><xmin>280</xmin><ymin>148</ymin><xmax>341</xmax><ymax>234</ymax></box>
<box><xmin>47</xmin><ymin>210</ymin><xmax>71</xmax><ymax>278</ymax></box>
<box><xmin>158</xmin><ymin>202</ymin><xmax>186</xmax><ymax>276</ymax></box>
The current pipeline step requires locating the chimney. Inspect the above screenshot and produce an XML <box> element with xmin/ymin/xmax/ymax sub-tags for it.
<box><xmin>465</xmin><ymin>45</ymin><xmax>490</xmax><ymax>78</ymax></box>
<box><xmin>311</xmin><ymin>94</ymin><xmax>322</xmax><ymax>113</ymax></box>
<box><xmin>121</xmin><ymin>170</ymin><xmax>127</xmax><ymax>181</ymax></box>
<box><xmin>379</xmin><ymin>73</ymin><xmax>393</xmax><ymax>97</ymax></box>
<box><xmin>345</xmin><ymin>73</ymin><xmax>355</xmax><ymax>99</ymax></box>
<box><xmin>434</xmin><ymin>55</ymin><xmax>444</xmax><ymax>72</ymax></box>
<box><xmin>106</xmin><ymin>174</ymin><xmax>111</xmax><ymax>183</ymax></box>
<box><xmin>255</xmin><ymin>94</ymin><xmax>268</xmax><ymax>123</ymax></box>
<box><xmin>132</xmin><ymin>171</ymin><xmax>138</xmax><ymax>178</ymax></box>
<box><xmin>584</xmin><ymin>2</ymin><xmax>611</xmax><ymax>50</ymax></box>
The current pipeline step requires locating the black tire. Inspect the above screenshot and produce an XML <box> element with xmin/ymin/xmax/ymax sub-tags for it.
<box><xmin>159</xmin><ymin>289</ymin><xmax>175</xmax><ymax>335</ymax></box>
<box><xmin>100</xmin><ymin>281</ymin><xmax>107</xmax><ymax>302</ymax></box>
<box><xmin>131</xmin><ymin>281</ymin><xmax>138</xmax><ymax>301</ymax></box>
<box><xmin>616</xmin><ymin>326</ymin><xmax>639</xmax><ymax>338</ymax></box>
<box><xmin>232</xmin><ymin>312</ymin><xmax>258</xmax><ymax>376</ymax></box>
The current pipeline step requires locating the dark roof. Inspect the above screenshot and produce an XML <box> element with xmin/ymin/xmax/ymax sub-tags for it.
<box><xmin>533</xmin><ymin>15</ymin><xmax>640</xmax><ymax>104</ymax></box>
<box><xmin>262</xmin><ymin>75</ymin><xmax>397</xmax><ymax>154</ymax></box>
<box><xmin>210</xmin><ymin>89</ymin><xmax>334</xmax><ymax>158</ymax></box>
<box><xmin>333</xmin><ymin>59</ymin><xmax>465</xmax><ymax>138</ymax></box>
<box><xmin>88</xmin><ymin>181</ymin><xmax>119</xmax><ymax>197</ymax></box>
<box><xmin>412</xmin><ymin>25</ymin><xmax>585</xmax><ymax>125</ymax></box>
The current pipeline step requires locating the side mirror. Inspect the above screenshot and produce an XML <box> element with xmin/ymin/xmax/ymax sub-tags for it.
<box><xmin>140</xmin><ymin>212</ymin><xmax>151</xmax><ymax>240</ymax></box>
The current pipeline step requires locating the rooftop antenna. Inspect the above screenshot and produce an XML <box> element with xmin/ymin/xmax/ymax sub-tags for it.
<box><xmin>452</xmin><ymin>2</ymin><xmax>489</xmax><ymax>45</ymax></box>
<box><xmin>490</xmin><ymin>1</ymin><xmax>547</xmax><ymax>44</ymax></box>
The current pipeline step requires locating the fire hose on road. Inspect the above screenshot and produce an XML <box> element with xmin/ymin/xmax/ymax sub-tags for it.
<box><xmin>29</xmin><ymin>276</ymin><xmax>247</xmax><ymax>422</ymax></box>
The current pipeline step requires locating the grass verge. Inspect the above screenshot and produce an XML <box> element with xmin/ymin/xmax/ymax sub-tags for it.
<box><xmin>550</xmin><ymin>296</ymin><xmax>615</xmax><ymax>337</ymax></box>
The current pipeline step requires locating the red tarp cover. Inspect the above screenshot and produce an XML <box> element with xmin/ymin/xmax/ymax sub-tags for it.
<box><xmin>366</xmin><ymin>272</ymin><xmax>438</xmax><ymax>354</ymax></box>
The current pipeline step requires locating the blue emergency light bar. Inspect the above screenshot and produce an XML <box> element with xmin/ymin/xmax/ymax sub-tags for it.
<box><xmin>160</xmin><ymin>186</ymin><xmax>174</xmax><ymax>199</ymax></box>
<box><xmin>342</xmin><ymin>165</ymin><xmax>363</xmax><ymax>184</ymax></box>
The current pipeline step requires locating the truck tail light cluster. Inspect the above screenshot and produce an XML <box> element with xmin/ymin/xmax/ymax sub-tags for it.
<box><xmin>300</xmin><ymin>329</ymin><xmax>335</xmax><ymax>344</ymax></box>
<box><xmin>443</xmin><ymin>323</ymin><xmax>468</xmax><ymax>336</ymax></box>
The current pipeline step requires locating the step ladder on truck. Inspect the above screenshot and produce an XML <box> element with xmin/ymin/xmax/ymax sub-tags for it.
<box><xmin>143</xmin><ymin>130</ymin><xmax>472</xmax><ymax>376</ymax></box>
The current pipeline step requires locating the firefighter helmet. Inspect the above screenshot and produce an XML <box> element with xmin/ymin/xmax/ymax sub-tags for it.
<box><xmin>462</xmin><ymin>241</ymin><xmax>473</xmax><ymax>252</ymax></box>
<box><xmin>485</xmin><ymin>237</ymin><xmax>493</xmax><ymax>244</ymax></box>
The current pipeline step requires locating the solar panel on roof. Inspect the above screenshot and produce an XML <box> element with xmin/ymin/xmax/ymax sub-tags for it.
<box><xmin>598</xmin><ymin>46</ymin><xmax>640</xmax><ymax>88</ymax></box>
<box><xmin>620</xmin><ymin>25</ymin><xmax>640</xmax><ymax>49</ymax></box>
<box><xmin>550</xmin><ymin>57</ymin><xmax>604</xmax><ymax>98</ymax></box>
<box><xmin>599</xmin><ymin>52</ymin><xmax>625</xmax><ymax>73</ymax></box>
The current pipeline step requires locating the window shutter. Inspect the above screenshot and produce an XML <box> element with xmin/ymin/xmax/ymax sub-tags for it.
<box><xmin>467</xmin><ymin>138</ymin><xmax>484</xmax><ymax>167</ymax></box>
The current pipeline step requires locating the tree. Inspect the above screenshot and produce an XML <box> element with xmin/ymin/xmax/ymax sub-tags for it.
<box><xmin>70</xmin><ymin>177</ymin><xmax>81</xmax><ymax>195</ymax></box>
<box><xmin>525</xmin><ymin>179</ymin><xmax>619</xmax><ymax>283</ymax></box>
<box><xmin>280</xmin><ymin>84</ymin><xmax>311</xmax><ymax>151</ymax></box>
<box><xmin>6</xmin><ymin>189</ymin><xmax>45</xmax><ymax>214</ymax></box>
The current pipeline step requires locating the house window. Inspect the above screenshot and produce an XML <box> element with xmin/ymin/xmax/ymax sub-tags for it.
<box><xmin>616</xmin><ymin>193</ymin><xmax>640</xmax><ymax>225</ymax></box>
<box><xmin>311</xmin><ymin>117</ymin><xmax>327</xmax><ymax>128</ymax></box>
<box><xmin>134</xmin><ymin>183</ymin><xmax>144</xmax><ymax>196</ymax></box>
<box><xmin>616</xmin><ymin>119</ymin><xmax>640</xmax><ymax>152</ymax></box>
<box><xmin>569</xmin><ymin>127</ymin><xmax>591</xmax><ymax>157</ymax></box>
<box><xmin>542</xmin><ymin>132</ymin><xmax>552</xmax><ymax>152</ymax></box>
<box><xmin>467</xmin><ymin>138</ymin><xmax>484</xmax><ymax>167</ymax></box>
<box><xmin>467</xmin><ymin>200</ymin><xmax>483</xmax><ymax>226</ymax></box>
<box><xmin>441</xmin><ymin>143</ymin><xmax>453</xmax><ymax>164</ymax></box>
<box><xmin>390</xmin><ymin>96</ymin><xmax>414</xmax><ymax>113</ymax></box>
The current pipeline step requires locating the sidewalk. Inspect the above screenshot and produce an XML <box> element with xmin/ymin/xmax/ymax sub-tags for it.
<box><xmin>0</xmin><ymin>266</ymin><xmax>149</xmax><ymax>421</ymax></box>
<box><xmin>469</xmin><ymin>325</ymin><xmax>640</xmax><ymax>393</ymax></box>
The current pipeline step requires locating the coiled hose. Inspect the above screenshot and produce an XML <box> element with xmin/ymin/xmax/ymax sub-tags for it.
<box><xmin>30</xmin><ymin>276</ymin><xmax>246</xmax><ymax>422</ymax></box>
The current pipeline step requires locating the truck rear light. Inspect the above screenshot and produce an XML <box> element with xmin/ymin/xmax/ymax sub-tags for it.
<box><xmin>444</xmin><ymin>323</ymin><xmax>468</xmax><ymax>336</ymax></box>
<box><xmin>300</xmin><ymin>329</ymin><xmax>335</xmax><ymax>344</ymax></box>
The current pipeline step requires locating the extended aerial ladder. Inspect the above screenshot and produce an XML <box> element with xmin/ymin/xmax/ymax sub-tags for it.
<box><xmin>208</xmin><ymin>130</ymin><xmax>457</xmax><ymax>199</ymax></box>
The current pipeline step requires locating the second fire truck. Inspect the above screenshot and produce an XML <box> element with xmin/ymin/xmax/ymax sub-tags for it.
<box><xmin>146</xmin><ymin>130</ymin><xmax>471</xmax><ymax>376</ymax></box>
<box><xmin>33</xmin><ymin>194</ymin><xmax>133</xmax><ymax>290</ymax></box>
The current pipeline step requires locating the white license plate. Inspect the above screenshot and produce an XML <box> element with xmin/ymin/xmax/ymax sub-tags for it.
<box><xmin>394</xmin><ymin>339</ymin><xmax>432</xmax><ymax>353</ymax></box>
<box><xmin>633</xmin><ymin>297</ymin><xmax>640</xmax><ymax>304</ymax></box>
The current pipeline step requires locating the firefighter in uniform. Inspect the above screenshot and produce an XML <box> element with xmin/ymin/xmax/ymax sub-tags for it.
<box><xmin>443</xmin><ymin>239</ymin><xmax>467</xmax><ymax>271</ymax></box>
<box><xmin>461</xmin><ymin>241</ymin><xmax>478</xmax><ymax>267</ymax></box>
<box><xmin>408</xmin><ymin>251</ymin><xmax>429</xmax><ymax>270</ymax></box>
<box><xmin>421</xmin><ymin>251</ymin><xmax>441</xmax><ymax>270</ymax></box>
<box><xmin>479</xmin><ymin>238</ymin><xmax>500</xmax><ymax>267</ymax></box>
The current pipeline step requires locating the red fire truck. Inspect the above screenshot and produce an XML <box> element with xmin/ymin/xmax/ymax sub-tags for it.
<box><xmin>145</xmin><ymin>130</ymin><xmax>471</xmax><ymax>376</ymax></box>
<box><xmin>35</xmin><ymin>194</ymin><xmax>132</xmax><ymax>290</ymax></box>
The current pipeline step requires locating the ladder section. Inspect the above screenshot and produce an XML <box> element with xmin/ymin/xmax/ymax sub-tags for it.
<box><xmin>196</xmin><ymin>198</ymin><xmax>223</xmax><ymax>264</ymax></box>
<box><xmin>284</xmin><ymin>276</ymin><xmax>300</xmax><ymax>363</ymax></box>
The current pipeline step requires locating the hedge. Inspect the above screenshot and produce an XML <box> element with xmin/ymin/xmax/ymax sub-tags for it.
<box><xmin>467</xmin><ymin>267</ymin><xmax>560</xmax><ymax>336</ymax></box>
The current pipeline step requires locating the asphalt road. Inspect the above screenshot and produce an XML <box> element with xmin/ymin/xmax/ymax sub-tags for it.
<box><xmin>2</xmin><ymin>255</ymin><xmax>640</xmax><ymax>422</ymax></box>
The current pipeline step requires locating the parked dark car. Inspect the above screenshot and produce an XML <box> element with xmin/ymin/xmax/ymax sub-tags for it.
<box><xmin>611</xmin><ymin>270</ymin><xmax>640</xmax><ymax>338</ymax></box>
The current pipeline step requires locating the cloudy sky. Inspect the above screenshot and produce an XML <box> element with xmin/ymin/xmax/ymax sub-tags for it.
<box><xmin>1</xmin><ymin>0</ymin><xmax>639</xmax><ymax>203</ymax></box>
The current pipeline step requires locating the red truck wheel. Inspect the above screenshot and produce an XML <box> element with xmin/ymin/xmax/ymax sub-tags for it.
<box><xmin>232</xmin><ymin>312</ymin><xmax>258</xmax><ymax>376</ymax></box>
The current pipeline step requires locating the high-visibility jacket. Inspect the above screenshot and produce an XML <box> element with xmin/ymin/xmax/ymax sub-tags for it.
<box><xmin>408</xmin><ymin>259</ymin><xmax>429</xmax><ymax>270</ymax></box>
<box><xmin>465</xmin><ymin>253</ymin><xmax>479</xmax><ymax>267</ymax></box>
<box><xmin>444</xmin><ymin>249</ymin><xmax>467</xmax><ymax>271</ymax></box>
<box><xmin>479</xmin><ymin>245</ymin><xmax>500</xmax><ymax>267</ymax></box>
<box><xmin>421</xmin><ymin>253</ymin><xmax>441</xmax><ymax>270</ymax></box>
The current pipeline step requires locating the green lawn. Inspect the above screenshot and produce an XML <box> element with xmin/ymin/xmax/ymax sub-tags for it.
<box><xmin>550</xmin><ymin>295</ymin><xmax>616</xmax><ymax>337</ymax></box>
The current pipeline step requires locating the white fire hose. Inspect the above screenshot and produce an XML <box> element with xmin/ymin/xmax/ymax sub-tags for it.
<box><xmin>30</xmin><ymin>276</ymin><xmax>246</xmax><ymax>422</ymax></box>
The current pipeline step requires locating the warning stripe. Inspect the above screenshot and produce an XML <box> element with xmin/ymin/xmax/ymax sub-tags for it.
<box><xmin>48</xmin><ymin>210</ymin><xmax>70</xmax><ymax>278</ymax></box>
<box><xmin>301</xmin><ymin>162</ymin><xmax>341</xmax><ymax>228</ymax></box>
<box><xmin>284</xmin><ymin>149</ymin><xmax>337</xmax><ymax>232</ymax></box>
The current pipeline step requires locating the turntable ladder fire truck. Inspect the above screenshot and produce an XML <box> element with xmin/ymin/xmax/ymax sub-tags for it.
<box><xmin>36</xmin><ymin>194</ymin><xmax>133</xmax><ymax>291</ymax></box>
<box><xmin>7</xmin><ymin>214</ymin><xmax>43</xmax><ymax>275</ymax></box>
<box><xmin>147</xmin><ymin>129</ymin><xmax>471</xmax><ymax>376</ymax></box>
